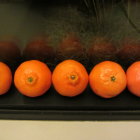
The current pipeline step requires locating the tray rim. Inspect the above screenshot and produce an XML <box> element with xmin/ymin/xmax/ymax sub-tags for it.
<box><xmin>0</xmin><ymin>109</ymin><xmax>140</xmax><ymax>121</ymax></box>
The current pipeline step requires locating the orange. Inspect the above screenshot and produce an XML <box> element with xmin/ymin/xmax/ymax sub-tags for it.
<box><xmin>0</xmin><ymin>62</ymin><xmax>12</xmax><ymax>95</ymax></box>
<box><xmin>14</xmin><ymin>60</ymin><xmax>51</xmax><ymax>97</ymax></box>
<box><xmin>52</xmin><ymin>60</ymin><xmax>88</xmax><ymax>97</ymax></box>
<box><xmin>126</xmin><ymin>61</ymin><xmax>140</xmax><ymax>97</ymax></box>
<box><xmin>89</xmin><ymin>61</ymin><xmax>127</xmax><ymax>98</ymax></box>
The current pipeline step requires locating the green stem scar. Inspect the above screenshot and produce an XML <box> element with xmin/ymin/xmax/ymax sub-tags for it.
<box><xmin>28</xmin><ymin>77</ymin><xmax>33</xmax><ymax>83</ymax></box>
<box><xmin>70</xmin><ymin>75</ymin><xmax>76</xmax><ymax>80</ymax></box>
<box><xmin>67</xmin><ymin>72</ymin><xmax>80</xmax><ymax>86</ymax></box>
<box><xmin>111</xmin><ymin>76</ymin><xmax>116</xmax><ymax>82</ymax></box>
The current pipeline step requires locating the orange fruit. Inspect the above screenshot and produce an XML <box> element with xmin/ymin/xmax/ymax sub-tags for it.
<box><xmin>52</xmin><ymin>60</ymin><xmax>88</xmax><ymax>97</ymax></box>
<box><xmin>14</xmin><ymin>60</ymin><xmax>51</xmax><ymax>97</ymax></box>
<box><xmin>0</xmin><ymin>62</ymin><xmax>12</xmax><ymax>95</ymax></box>
<box><xmin>117</xmin><ymin>39</ymin><xmax>140</xmax><ymax>67</ymax></box>
<box><xmin>89</xmin><ymin>61</ymin><xmax>127</xmax><ymax>98</ymax></box>
<box><xmin>88</xmin><ymin>36</ymin><xmax>117</xmax><ymax>65</ymax></box>
<box><xmin>126</xmin><ymin>61</ymin><xmax>140</xmax><ymax>97</ymax></box>
<box><xmin>23</xmin><ymin>35</ymin><xmax>55</xmax><ymax>64</ymax></box>
<box><xmin>56</xmin><ymin>33</ymin><xmax>85</xmax><ymax>62</ymax></box>
<box><xmin>0</xmin><ymin>41</ymin><xmax>21</xmax><ymax>71</ymax></box>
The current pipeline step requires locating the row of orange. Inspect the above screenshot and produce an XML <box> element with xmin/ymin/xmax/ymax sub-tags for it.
<box><xmin>0</xmin><ymin>59</ymin><xmax>139</xmax><ymax>98</ymax></box>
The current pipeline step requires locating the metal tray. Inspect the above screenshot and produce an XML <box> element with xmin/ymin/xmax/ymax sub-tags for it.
<box><xmin>1</xmin><ymin>86</ymin><xmax>140</xmax><ymax>120</ymax></box>
<box><xmin>0</xmin><ymin>0</ymin><xmax>140</xmax><ymax>120</ymax></box>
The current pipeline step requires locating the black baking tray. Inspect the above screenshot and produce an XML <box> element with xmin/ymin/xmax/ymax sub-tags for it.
<box><xmin>0</xmin><ymin>0</ymin><xmax>140</xmax><ymax>120</ymax></box>
<box><xmin>1</xmin><ymin>85</ymin><xmax>140</xmax><ymax>120</ymax></box>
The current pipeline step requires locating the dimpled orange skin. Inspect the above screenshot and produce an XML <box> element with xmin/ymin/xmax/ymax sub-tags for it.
<box><xmin>52</xmin><ymin>60</ymin><xmax>88</xmax><ymax>97</ymax></box>
<box><xmin>14</xmin><ymin>60</ymin><xmax>51</xmax><ymax>97</ymax></box>
<box><xmin>0</xmin><ymin>62</ymin><xmax>12</xmax><ymax>95</ymax></box>
<box><xmin>89</xmin><ymin>61</ymin><xmax>127</xmax><ymax>98</ymax></box>
<box><xmin>126</xmin><ymin>61</ymin><xmax>140</xmax><ymax>97</ymax></box>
